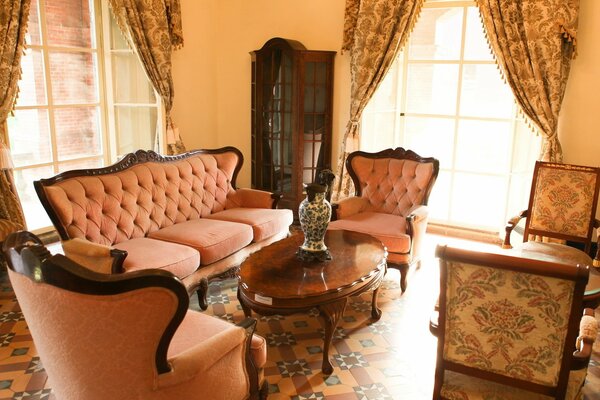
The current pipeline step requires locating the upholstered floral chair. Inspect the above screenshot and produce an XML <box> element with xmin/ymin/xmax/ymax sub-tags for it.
<box><xmin>2</xmin><ymin>231</ymin><xmax>268</xmax><ymax>400</ymax></box>
<box><xmin>503</xmin><ymin>161</ymin><xmax>600</xmax><ymax>267</ymax></box>
<box><xmin>328</xmin><ymin>148</ymin><xmax>439</xmax><ymax>292</ymax></box>
<box><xmin>432</xmin><ymin>245</ymin><xmax>598</xmax><ymax>399</ymax></box>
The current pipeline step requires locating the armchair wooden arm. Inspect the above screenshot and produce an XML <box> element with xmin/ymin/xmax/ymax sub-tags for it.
<box><xmin>406</xmin><ymin>205</ymin><xmax>429</xmax><ymax>265</ymax></box>
<box><xmin>502</xmin><ymin>209</ymin><xmax>529</xmax><ymax>249</ymax></box>
<box><xmin>429</xmin><ymin>310</ymin><xmax>439</xmax><ymax>336</ymax></box>
<box><xmin>62</xmin><ymin>238</ymin><xmax>127</xmax><ymax>274</ymax></box>
<box><xmin>594</xmin><ymin>219</ymin><xmax>600</xmax><ymax>267</ymax></box>
<box><xmin>572</xmin><ymin>308</ymin><xmax>597</xmax><ymax>369</ymax></box>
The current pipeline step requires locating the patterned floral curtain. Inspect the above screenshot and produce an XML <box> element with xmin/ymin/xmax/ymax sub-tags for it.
<box><xmin>333</xmin><ymin>0</ymin><xmax>425</xmax><ymax>201</ymax></box>
<box><xmin>476</xmin><ymin>0</ymin><xmax>579</xmax><ymax>162</ymax></box>
<box><xmin>108</xmin><ymin>0</ymin><xmax>186</xmax><ymax>155</ymax></box>
<box><xmin>0</xmin><ymin>0</ymin><xmax>30</xmax><ymax>230</ymax></box>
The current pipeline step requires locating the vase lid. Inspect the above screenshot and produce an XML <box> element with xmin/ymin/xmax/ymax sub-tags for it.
<box><xmin>303</xmin><ymin>183</ymin><xmax>327</xmax><ymax>193</ymax></box>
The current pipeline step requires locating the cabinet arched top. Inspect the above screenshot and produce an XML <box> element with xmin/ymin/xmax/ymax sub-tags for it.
<box><xmin>254</xmin><ymin>37</ymin><xmax>307</xmax><ymax>54</ymax></box>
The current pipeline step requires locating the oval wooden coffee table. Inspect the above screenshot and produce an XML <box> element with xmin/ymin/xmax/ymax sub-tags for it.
<box><xmin>237</xmin><ymin>230</ymin><xmax>387</xmax><ymax>374</ymax></box>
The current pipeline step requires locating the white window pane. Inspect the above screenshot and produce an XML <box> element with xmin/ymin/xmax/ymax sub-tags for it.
<box><xmin>459</xmin><ymin>64</ymin><xmax>514</xmax><ymax>118</ymax></box>
<box><xmin>406</xmin><ymin>64</ymin><xmax>459</xmax><ymax>115</ymax></box>
<box><xmin>408</xmin><ymin>7</ymin><xmax>462</xmax><ymax>60</ymax></box>
<box><xmin>115</xmin><ymin>106</ymin><xmax>157</xmax><ymax>155</ymax></box>
<box><xmin>506</xmin><ymin>171</ymin><xmax>534</xmax><ymax>224</ymax></box>
<box><xmin>451</xmin><ymin>173</ymin><xmax>508</xmax><ymax>230</ymax></box>
<box><xmin>17</xmin><ymin>49</ymin><xmax>47</xmax><ymax>106</ymax></box>
<box><xmin>360</xmin><ymin>111</ymin><xmax>397</xmax><ymax>152</ymax></box>
<box><xmin>511</xmin><ymin>119</ymin><xmax>542</xmax><ymax>172</ymax></box>
<box><xmin>455</xmin><ymin>119</ymin><xmax>511</xmax><ymax>173</ymax></box>
<box><xmin>26</xmin><ymin>0</ymin><xmax>42</xmax><ymax>45</ymax></box>
<box><xmin>428</xmin><ymin>170</ymin><xmax>451</xmax><ymax>221</ymax></box>
<box><xmin>464</xmin><ymin>7</ymin><xmax>494</xmax><ymax>61</ymax></box>
<box><xmin>403</xmin><ymin>116</ymin><xmax>454</xmax><ymax>168</ymax></box>
<box><xmin>110</xmin><ymin>12</ymin><xmax>129</xmax><ymax>50</ymax></box>
<box><xmin>49</xmin><ymin>51</ymin><xmax>99</xmax><ymax>104</ymax></box>
<box><xmin>54</xmin><ymin>107</ymin><xmax>102</xmax><ymax>160</ymax></box>
<box><xmin>367</xmin><ymin>61</ymin><xmax>400</xmax><ymax>111</ymax></box>
<box><xmin>113</xmin><ymin>53</ymin><xmax>156</xmax><ymax>103</ymax></box>
<box><xmin>7</xmin><ymin>110</ymin><xmax>52</xmax><ymax>167</ymax></box>
<box><xmin>14</xmin><ymin>166</ymin><xmax>54</xmax><ymax>231</ymax></box>
<box><xmin>58</xmin><ymin>158</ymin><xmax>104</xmax><ymax>173</ymax></box>
<box><xmin>45</xmin><ymin>0</ymin><xmax>95</xmax><ymax>48</ymax></box>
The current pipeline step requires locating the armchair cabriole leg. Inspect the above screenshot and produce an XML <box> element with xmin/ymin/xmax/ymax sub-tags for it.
<box><xmin>196</xmin><ymin>277</ymin><xmax>209</xmax><ymax>311</ymax></box>
<box><xmin>237</xmin><ymin>318</ymin><xmax>262</xmax><ymax>400</ymax></box>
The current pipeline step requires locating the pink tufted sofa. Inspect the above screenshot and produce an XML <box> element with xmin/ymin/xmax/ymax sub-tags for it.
<box><xmin>34</xmin><ymin>147</ymin><xmax>293</xmax><ymax>309</ymax></box>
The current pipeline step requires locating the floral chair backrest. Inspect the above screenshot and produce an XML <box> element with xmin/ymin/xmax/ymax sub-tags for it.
<box><xmin>527</xmin><ymin>162</ymin><xmax>600</xmax><ymax>241</ymax></box>
<box><xmin>442</xmin><ymin>260</ymin><xmax>576</xmax><ymax>386</ymax></box>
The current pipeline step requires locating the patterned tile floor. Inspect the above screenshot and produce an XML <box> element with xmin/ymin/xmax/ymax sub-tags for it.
<box><xmin>0</xmin><ymin>234</ymin><xmax>598</xmax><ymax>399</ymax></box>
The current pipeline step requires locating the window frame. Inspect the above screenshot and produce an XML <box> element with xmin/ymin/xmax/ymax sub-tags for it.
<box><xmin>360</xmin><ymin>0</ymin><xmax>540</xmax><ymax>233</ymax></box>
<box><xmin>9</xmin><ymin>0</ymin><xmax>165</xmax><ymax>234</ymax></box>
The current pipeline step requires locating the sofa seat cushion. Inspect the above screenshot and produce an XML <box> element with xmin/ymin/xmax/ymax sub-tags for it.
<box><xmin>148</xmin><ymin>219</ymin><xmax>253</xmax><ymax>265</ymax></box>
<box><xmin>206</xmin><ymin>208</ymin><xmax>293</xmax><ymax>242</ymax></box>
<box><xmin>113</xmin><ymin>238</ymin><xmax>199</xmax><ymax>278</ymax></box>
<box><xmin>169</xmin><ymin>310</ymin><xmax>267</xmax><ymax>368</ymax></box>
<box><xmin>328</xmin><ymin>211</ymin><xmax>410</xmax><ymax>254</ymax></box>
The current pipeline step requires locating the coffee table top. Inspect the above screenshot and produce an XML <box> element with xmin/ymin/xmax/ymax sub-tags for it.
<box><xmin>239</xmin><ymin>230</ymin><xmax>387</xmax><ymax>303</ymax></box>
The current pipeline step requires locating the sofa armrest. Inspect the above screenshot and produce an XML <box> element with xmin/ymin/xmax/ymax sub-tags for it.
<box><xmin>157</xmin><ymin>322</ymin><xmax>247</xmax><ymax>389</ymax></box>
<box><xmin>61</xmin><ymin>238</ymin><xmax>126</xmax><ymax>274</ymax></box>
<box><xmin>226</xmin><ymin>188</ymin><xmax>279</xmax><ymax>209</ymax></box>
<box><xmin>405</xmin><ymin>204</ymin><xmax>428</xmax><ymax>223</ymax></box>
<box><xmin>332</xmin><ymin>197</ymin><xmax>369</xmax><ymax>220</ymax></box>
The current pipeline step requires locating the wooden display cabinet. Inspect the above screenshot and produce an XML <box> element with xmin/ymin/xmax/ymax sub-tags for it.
<box><xmin>250</xmin><ymin>38</ymin><xmax>335</xmax><ymax>219</ymax></box>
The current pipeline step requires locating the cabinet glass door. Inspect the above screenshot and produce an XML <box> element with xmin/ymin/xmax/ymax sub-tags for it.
<box><xmin>259</xmin><ymin>50</ymin><xmax>293</xmax><ymax>194</ymax></box>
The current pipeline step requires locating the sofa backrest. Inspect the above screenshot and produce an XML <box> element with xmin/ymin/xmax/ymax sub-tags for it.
<box><xmin>346</xmin><ymin>148</ymin><xmax>439</xmax><ymax>217</ymax></box>
<box><xmin>35</xmin><ymin>148</ymin><xmax>243</xmax><ymax>246</ymax></box>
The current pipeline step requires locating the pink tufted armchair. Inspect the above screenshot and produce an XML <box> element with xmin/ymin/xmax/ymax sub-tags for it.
<box><xmin>2</xmin><ymin>231</ymin><xmax>268</xmax><ymax>400</ymax></box>
<box><xmin>328</xmin><ymin>148</ymin><xmax>439</xmax><ymax>292</ymax></box>
<box><xmin>432</xmin><ymin>245</ymin><xmax>597</xmax><ymax>399</ymax></box>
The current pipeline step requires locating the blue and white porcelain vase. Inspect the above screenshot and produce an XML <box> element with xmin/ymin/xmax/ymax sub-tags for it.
<box><xmin>297</xmin><ymin>182</ymin><xmax>332</xmax><ymax>261</ymax></box>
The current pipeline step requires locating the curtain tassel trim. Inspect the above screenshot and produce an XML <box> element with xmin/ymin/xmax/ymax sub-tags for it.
<box><xmin>558</xmin><ymin>20</ymin><xmax>578</xmax><ymax>59</ymax></box>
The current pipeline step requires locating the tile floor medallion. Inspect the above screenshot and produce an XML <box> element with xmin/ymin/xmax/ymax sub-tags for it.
<box><xmin>0</xmin><ymin>234</ymin><xmax>598</xmax><ymax>399</ymax></box>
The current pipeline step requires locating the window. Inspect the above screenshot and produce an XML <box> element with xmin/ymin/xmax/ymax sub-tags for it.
<box><xmin>7</xmin><ymin>0</ymin><xmax>161</xmax><ymax>231</ymax></box>
<box><xmin>361</xmin><ymin>0</ymin><xmax>540</xmax><ymax>233</ymax></box>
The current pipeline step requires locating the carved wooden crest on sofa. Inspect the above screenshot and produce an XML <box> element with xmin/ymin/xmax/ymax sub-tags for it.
<box><xmin>34</xmin><ymin>147</ymin><xmax>294</xmax><ymax>309</ymax></box>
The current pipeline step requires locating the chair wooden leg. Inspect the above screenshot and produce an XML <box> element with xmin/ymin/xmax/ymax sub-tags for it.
<box><xmin>259</xmin><ymin>380</ymin><xmax>268</xmax><ymax>400</ymax></box>
<box><xmin>196</xmin><ymin>277</ymin><xmax>209</xmax><ymax>311</ymax></box>
<box><xmin>388</xmin><ymin>262</ymin><xmax>410</xmax><ymax>293</ymax></box>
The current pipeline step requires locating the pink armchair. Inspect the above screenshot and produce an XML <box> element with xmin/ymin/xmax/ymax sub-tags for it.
<box><xmin>328</xmin><ymin>148</ymin><xmax>439</xmax><ymax>292</ymax></box>
<box><xmin>2</xmin><ymin>231</ymin><xmax>268</xmax><ymax>400</ymax></box>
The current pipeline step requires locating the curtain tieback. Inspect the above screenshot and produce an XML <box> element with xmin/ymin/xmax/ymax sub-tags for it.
<box><xmin>558</xmin><ymin>19</ymin><xmax>578</xmax><ymax>59</ymax></box>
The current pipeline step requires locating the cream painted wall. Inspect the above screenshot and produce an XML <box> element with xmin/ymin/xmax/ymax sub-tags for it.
<box><xmin>171</xmin><ymin>0</ymin><xmax>219</xmax><ymax>150</ymax></box>
<box><xmin>173</xmin><ymin>0</ymin><xmax>349</xmax><ymax>187</ymax></box>
<box><xmin>559</xmin><ymin>0</ymin><xmax>600</xmax><ymax>219</ymax></box>
<box><xmin>559</xmin><ymin>0</ymin><xmax>600</xmax><ymax>167</ymax></box>
<box><xmin>172</xmin><ymin>0</ymin><xmax>598</xmax><ymax>188</ymax></box>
